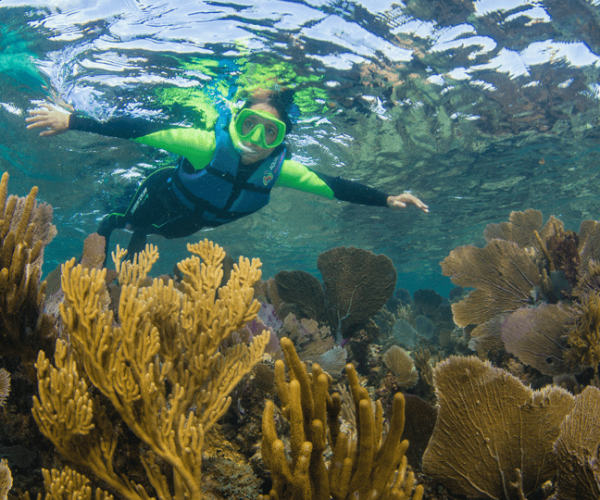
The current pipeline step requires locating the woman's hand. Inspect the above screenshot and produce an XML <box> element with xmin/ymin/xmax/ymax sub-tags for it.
<box><xmin>387</xmin><ymin>193</ymin><xmax>429</xmax><ymax>213</ymax></box>
<box><xmin>26</xmin><ymin>104</ymin><xmax>71</xmax><ymax>137</ymax></box>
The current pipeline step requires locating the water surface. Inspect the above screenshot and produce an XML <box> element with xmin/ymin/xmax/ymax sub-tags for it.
<box><xmin>1</xmin><ymin>0</ymin><xmax>600</xmax><ymax>293</ymax></box>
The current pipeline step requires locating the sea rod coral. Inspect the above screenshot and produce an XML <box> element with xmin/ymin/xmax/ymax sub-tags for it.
<box><xmin>260</xmin><ymin>336</ymin><xmax>423</xmax><ymax>500</ymax></box>
<box><xmin>32</xmin><ymin>239</ymin><xmax>270</xmax><ymax>500</ymax></box>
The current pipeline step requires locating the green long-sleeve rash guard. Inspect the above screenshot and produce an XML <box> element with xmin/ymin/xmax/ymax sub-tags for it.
<box><xmin>68</xmin><ymin>112</ymin><xmax>390</xmax><ymax>207</ymax></box>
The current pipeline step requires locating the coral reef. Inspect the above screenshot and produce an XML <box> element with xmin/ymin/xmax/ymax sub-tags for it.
<box><xmin>259</xmin><ymin>336</ymin><xmax>423</xmax><ymax>500</ymax></box>
<box><xmin>553</xmin><ymin>386</ymin><xmax>600</xmax><ymax>500</ymax></box>
<box><xmin>422</xmin><ymin>355</ymin><xmax>575</xmax><ymax>499</ymax></box>
<box><xmin>273</xmin><ymin>247</ymin><xmax>396</xmax><ymax>343</ymax></box>
<box><xmin>318</xmin><ymin>247</ymin><xmax>396</xmax><ymax>341</ymax></box>
<box><xmin>0</xmin><ymin>172</ymin><xmax>57</xmax><ymax>374</ymax></box>
<box><xmin>0</xmin><ymin>459</ymin><xmax>12</xmax><ymax>500</ymax></box>
<box><xmin>441</xmin><ymin>209</ymin><xmax>600</xmax><ymax>376</ymax></box>
<box><xmin>32</xmin><ymin>240</ymin><xmax>270</xmax><ymax>500</ymax></box>
<box><xmin>382</xmin><ymin>346</ymin><xmax>419</xmax><ymax>388</ymax></box>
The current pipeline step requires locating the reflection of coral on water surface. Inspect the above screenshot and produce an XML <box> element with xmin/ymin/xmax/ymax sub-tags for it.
<box><xmin>0</xmin><ymin>176</ymin><xmax>600</xmax><ymax>499</ymax></box>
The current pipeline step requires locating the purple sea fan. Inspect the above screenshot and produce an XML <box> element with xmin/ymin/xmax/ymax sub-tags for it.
<box><xmin>258</xmin><ymin>303</ymin><xmax>284</xmax><ymax>335</ymax></box>
<box><xmin>239</xmin><ymin>315</ymin><xmax>281</xmax><ymax>355</ymax></box>
<box><xmin>501</xmin><ymin>303</ymin><xmax>578</xmax><ymax>376</ymax></box>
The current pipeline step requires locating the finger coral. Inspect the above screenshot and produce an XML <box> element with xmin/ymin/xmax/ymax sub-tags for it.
<box><xmin>422</xmin><ymin>355</ymin><xmax>575</xmax><ymax>499</ymax></box>
<box><xmin>32</xmin><ymin>239</ymin><xmax>270</xmax><ymax>500</ymax></box>
<box><xmin>260</xmin><ymin>336</ymin><xmax>423</xmax><ymax>500</ymax></box>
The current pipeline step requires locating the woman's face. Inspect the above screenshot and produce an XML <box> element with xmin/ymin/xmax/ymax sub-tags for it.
<box><xmin>238</xmin><ymin>102</ymin><xmax>283</xmax><ymax>164</ymax></box>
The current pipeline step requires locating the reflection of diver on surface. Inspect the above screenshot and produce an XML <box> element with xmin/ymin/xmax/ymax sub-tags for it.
<box><xmin>26</xmin><ymin>88</ymin><xmax>428</xmax><ymax>260</ymax></box>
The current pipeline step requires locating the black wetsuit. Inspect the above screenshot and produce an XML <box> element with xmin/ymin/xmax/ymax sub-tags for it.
<box><xmin>69</xmin><ymin>112</ymin><xmax>391</xmax><ymax>256</ymax></box>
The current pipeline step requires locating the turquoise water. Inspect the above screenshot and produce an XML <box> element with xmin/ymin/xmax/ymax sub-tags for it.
<box><xmin>2</xmin><ymin>0</ymin><xmax>600</xmax><ymax>294</ymax></box>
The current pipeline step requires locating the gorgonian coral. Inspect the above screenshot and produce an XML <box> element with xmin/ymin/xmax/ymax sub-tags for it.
<box><xmin>565</xmin><ymin>292</ymin><xmax>600</xmax><ymax>371</ymax></box>
<box><xmin>442</xmin><ymin>210</ymin><xmax>600</xmax><ymax>376</ymax></box>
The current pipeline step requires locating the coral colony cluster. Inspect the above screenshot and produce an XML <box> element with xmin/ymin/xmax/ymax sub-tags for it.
<box><xmin>0</xmin><ymin>174</ymin><xmax>599</xmax><ymax>500</ymax></box>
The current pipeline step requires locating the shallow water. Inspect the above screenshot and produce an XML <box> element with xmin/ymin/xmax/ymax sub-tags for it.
<box><xmin>2</xmin><ymin>0</ymin><xmax>600</xmax><ymax>294</ymax></box>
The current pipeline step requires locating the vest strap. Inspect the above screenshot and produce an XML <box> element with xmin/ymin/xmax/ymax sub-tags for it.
<box><xmin>171</xmin><ymin>174</ymin><xmax>260</xmax><ymax>220</ymax></box>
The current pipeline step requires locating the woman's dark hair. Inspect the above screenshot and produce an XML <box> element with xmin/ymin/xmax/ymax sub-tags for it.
<box><xmin>241</xmin><ymin>87</ymin><xmax>295</xmax><ymax>135</ymax></box>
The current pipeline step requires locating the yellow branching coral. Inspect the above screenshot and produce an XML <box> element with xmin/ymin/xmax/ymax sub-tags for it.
<box><xmin>260</xmin><ymin>336</ymin><xmax>423</xmax><ymax>500</ymax></box>
<box><xmin>42</xmin><ymin>466</ymin><xmax>115</xmax><ymax>500</ymax></box>
<box><xmin>33</xmin><ymin>239</ymin><xmax>269</xmax><ymax>500</ymax></box>
<box><xmin>0</xmin><ymin>172</ymin><xmax>57</xmax><ymax>370</ymax></box>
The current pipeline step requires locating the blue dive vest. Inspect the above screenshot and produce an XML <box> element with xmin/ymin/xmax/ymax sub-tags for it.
<box><xmin>172</xmin><ymin>108</ymin><xmax>285</xmax><ymax>226</ymax></box>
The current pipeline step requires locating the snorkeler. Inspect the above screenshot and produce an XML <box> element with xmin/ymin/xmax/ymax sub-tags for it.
<box><xmin>26</xmin><ymin>89</ymin><xmax>428</xmax><ymax>258</ymax></box>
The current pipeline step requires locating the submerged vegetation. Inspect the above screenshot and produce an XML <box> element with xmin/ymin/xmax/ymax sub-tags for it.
<box><xmin>2</xmin><ymin>179</ymin><xmax>600</xmax><ymax>499</ymax></box>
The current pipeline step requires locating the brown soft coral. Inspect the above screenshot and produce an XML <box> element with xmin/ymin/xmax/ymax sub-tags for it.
<box><xmin>318</xmin><ymin>246</ymin><xmax>396</xmax><ymax>340</ymax></box>
<box><xmin>422</xmin><ymin>355</ymin><xmax>575</xmax><ymax>499</ymax></box>
<box><xmin>441</xmin><ymin>211</ymin><xmax>600</xmax><ymax>374</ymax></box>
<box><xmin>565</xmin><ymin>291</ymin><xmax>600</xmax><ymax>371</ymax></box>
<box><xmin>440</xmin><ymin>239</ymin><xmax>541</xmax><ymax>328</ymax></box>
<box><xmin>553</xmin><ymin>386</ymin><xmax>600</xmax><ymax>500</ymax></box>
<box><xmin>273</xmin><ymin>247</ymin><xmax>396</xmax><ymax>342</ymax></box>
<box><xmin>483</xmin><ymin>208</ymin><xmax>543</xmax><ymax>248</ymax></box>
<box><xmin>0</xmin><ymin>172</ymin><xmax>57</xmax><ymax>373</ymax></box>
<box><xmin>501</xmin><ymin>303</ymin><xmax>578</xmax><ymax>376</ymax></box>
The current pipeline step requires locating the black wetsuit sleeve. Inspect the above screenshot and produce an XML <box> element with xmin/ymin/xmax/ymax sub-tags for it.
<box><xmin>69</xmin><ymin>112</ymin><xmax>169</xmax><ymax>139</ymax></box>
<box><xmin>313</xmin><ymin>170</ymin><xmax>389</xmax><ymax>207</ymax></box>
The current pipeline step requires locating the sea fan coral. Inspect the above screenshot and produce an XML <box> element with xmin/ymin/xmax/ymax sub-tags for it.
<box><xmin>483</xmin><ymin>208</ymin><xmax>543</xmax><ymax>247</ymax></box>
<box><xmin>422</xmin><ymin>356</ymin><xmax>575</xmax><ymax>499</ymax></box>
<box><xmin>441</xmin><ymin>238</ymin><xmax>541</xmax><ymax>327</ymax></box>
<box><xmin>501</xmin><ymin>303</ymin><xmax>577</xmax><ymax>376</ymax></box>
<box><xmin>553</xmin><ymin>386</ymin><xmax>600</xmax><ymax>499</ymax></box>
<box><xmin>382</xmin><ymin>345</ymin><xmax>419</xmax><ymax>388</ymax></box>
